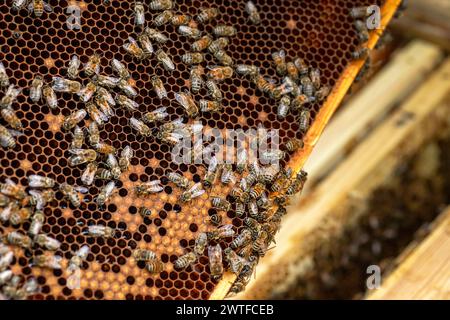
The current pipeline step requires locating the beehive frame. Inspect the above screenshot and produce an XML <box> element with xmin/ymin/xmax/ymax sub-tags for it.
<box><xmin>0</xmin><ymin>0</ymin><xmax>400</xmax><ymax>300</ymax></box>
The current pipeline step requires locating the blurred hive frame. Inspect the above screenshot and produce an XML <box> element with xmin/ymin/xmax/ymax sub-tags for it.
<box><xmin>0</xmin><ymin>0</ymin><xmax>400</xmax><ymax>300</ymax></box>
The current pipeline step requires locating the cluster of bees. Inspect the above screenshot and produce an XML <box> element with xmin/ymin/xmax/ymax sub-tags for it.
<box><xmin>0</xmin><ymin>175</ymin><xmax>94</xmax><ymax>299</ymax></box>
<box><xmin>350</xmin><ymin>6</ymin><xmax>376</xmax><ymax>60</ymax></box>
<box><xmin>0</xmin><ymin>0</ymin><xmax>383</xmax><ymax>299</ymax></box>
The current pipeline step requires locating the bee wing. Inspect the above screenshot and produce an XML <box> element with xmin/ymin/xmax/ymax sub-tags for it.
<box><xmin>121</xmin><ymin>145</ymin><xmax>133</xmax><ymax>158</ymax></box>
<box><xmin>174</xmin><ymin>92</ymin><xmax>189</xmax><ymax>109</ymax></box>
<box><xmin>128</xmin><ymin>36</ymin><xmax>138</xmax><ymax>45</ymax></box>
<box><xmin>43</xmin><ymin>1</ymin><xmax>53</xmax><ymax>12</ymax></box>
<box><xmin>106</xmin><ymin>154</ymin><xmax>119</xmax><ymax>168</ymax></box>
<box><xmin>6</xmin><ymin>128</ymin><xmax>23</xmax><ymax>137</ymax></box>
<box><xmin>27</xmin><ymin>1</ymin><xmax>34</xmax><ymax>11</ymax></box>
<box><xmin>208</xmin><ymin>244</ymin><xmax>222</xmax><ymax>264</ymax></box>
<box><xmin>74</xmin><ymin>186</ymin><xmax>89</xmax><ymax>194</ymax></box>
<box><xmin>129</xmin><ymin>117</ymin><xmax>141</xmax><ymax>129</ymax></box>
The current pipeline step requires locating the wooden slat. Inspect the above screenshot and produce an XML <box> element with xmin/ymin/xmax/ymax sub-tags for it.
<box><xmin>367</xmin><ymin>207</ymin><xmax>450</xmax><ymax>300</ymax></box>
<box><xmin>209</xmin><ymin>0</ymin><xmax>403</xmax><ymax>300</ymax></box>
<box><xmin>237</xmin><ymin>59</ymin><xmax>450</xmax><ymax>299</ymax></box>
<box><xmin>303</xmin><ymin>40</ymin><xmax>443</xmax><ymax>190</ymax></box>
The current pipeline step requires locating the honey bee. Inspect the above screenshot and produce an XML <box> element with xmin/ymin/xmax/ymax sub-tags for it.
<box><xmin>1</xmin><ymin>107</ymin><xmax>22</xmax><ymax>130</ymax></box>
<box><xmin>67</xmin><ymin>55</ymin><xmax>80</xmax><ymax>79</ymax></box>
<box><xmin>95</xmin><ymin>168</ymin><xmax>113</xmax><ymax>181</ymax></box>
<box><xmin>0</xmin><ymin>62</ymin><xmax>9</xmax><ymax>88</ymax></box>
<box><xmin>68</xmin><ymin>245</ymin><xmax>90</xmax><ymax>272</ymax></box>
<box><xmin>29</xmin><ymin>75</ymin><xmax>44</xmax><ymax>102</ymax></box>
<box><xmin>175</xmin><ymin>91</ymin><xmax>198</xmax><ymax>118</ymax></box>
<box><xmin>179</xmin><ymin>182</ymin><xmax>205</xmax><ymax>202</ymax></box>
<box><xmin>354</xmin><ymin>20</ymin><xmax>370</xmax><ymax>43</ymax></box>
<box><xmin>211</xmin><ymin>197</ymin><xmax>231</xmax><ymax>212</ymax></box>
<box><xmin>150</xmin><ymin>75</ymin><xmax>167</xmax><ymax>100</ymax></box>
<box><xmin>174</xmin><ymin>251</ymin><xmax>196</xmax><ymax>269</ymax></box>
<box><xmin>236</xmin><ymin>64</ymin><xmax>259</xmax><ymax>78</ymax></box>
<box><xmin>95</xmin><ymin>95</ymin><xmax>114</xmax><ymax>118</ymax></box>
<box><xmin>230</xmin><ymin>186</ymin><xmax>248</xmax><ymax>203</ymax></box>
<box><xmin>84</xmin><ymin>54</ymin><xmax>101</xmax><ymax>76</ymax></box>
<box><xmin>208</xmin><ymin>244</ymin><xmax>223</xmax><ymax>279</ymax></box>
<box><xmin>224</xmin><ymin>247</ymin><xmax>245</xmax><ymax>275</ymax></box>
<box><xmin>286</xmin><ymin>170</ymin><xmax>307</xmax><ymax>196</ymax></box>
<box><xmin>261</xmin><ymin>149</ymin><xmax>285</xmax><ymax>163</ymax></box>
<box><xmin>119</xmin><ymin>145</ymin><xmax>133</xmax><ymax>172</ymax></box>
<box><xmin>144</xmin><ymin>27</ymin><xmax>169</xmax><ymax>44</ymax></box>
<box><xmin>27</xmin><ymin>174</ymin><xmax>55</xmax><ymax>189</ymax></box>
<box><xmin>213</xmin><ymin>25</ymin><xmax>236</xmax><ymax>37</ymax></box>
<box><xmin>194</xmin><ymin>232</ymin><xmax>207</xmax><ymax>256</ymax></box>
<box><xmin>5</xmin><ymin>231</ymin><xmax>32</xmax><ymax>249</ymax></box>
<box><xmin>285</xmin><ymin>138</ymin><xmax>304</xmax><ymax>153</ymax></box>
<box><xmin>350</xmin><ymin>6</ymin><xmax>370</xmax><ymax>19</ymax></box>
<box><xmin>133</xmin><ymin>249</ymin><xmax>156</xmax><ymax>261</ymax></box>
<box><xmin>0</xmin><ymin>178</ymin><xmax>26</xmax><ymax>200</ymax></box>
<box><xmin>134</xmin><ymin>1</ymin><xmax>145</xmax><ymax>27</ymax></box>
<box><xmin>0</xmin><ymin>202</ymin><xmax>18</xmax><ymax>223</ymax></box>
<box><xmin>137</xmin><ymin>33</ymin><xmax>154</xmax><ymax>58</ymax></box>
<box><xmin>272</xmin><ymin>50</ymin><xmax>287</xmax><ymax>76</ymax></box>
<box><xmin>96</xmin><ymin>181</ymin><xmax>115</xmax><ymax>207</ymax></box>
<box><xmin>81</xmin><ymin>162</ymin><xmax>97</xmax><ymax>186</ymax></box>
<box><xmin>252</xmin><ymin>230</ymin><xmax>269</xmax><ymax>256</ymax></box>
<box><xmin>213</xmin><ymin>49</ymin><xmax>233</xmax><ymax>66</ymax></box>
<box><xmin>170</xmin><ymin>14</ymin><xmax>191</xmax><ymax>26</ymax></box>
<box><xmin>277</xmin><ymin>95</ymin><xmax>291</xmax><ymax>119</ymax></box>
<box><xmin>111</xmin><ymin>58</ymin><xmax>130</xmax><ymax>79</ymax></box>
<box><xmin>178</xmin><ymin>25</ymin><xmax>201</xmax><ymax>39</ymax></box>
<box><xmin>118</xmin><ymin>78</ymin><xmax>138</xmax><ymax>98</ymax></box>
<box><xmin>234</xmin><ymin>201</ymin><xmax>245</xmax><ymax>218</ymax></box>
<box><xmin>146</xmin><ymin>259</ymin><xmax>165</xmax><ymax>274</ymax></box>
<box><xmin>294</xmin><ymin>57</ymin><xmax>309</xmax><ymax>76</ymax></box>
<box><xmin>196</xmin><ymin>7</ymin><xmax>218</xmax><ymax>23</ymax></box>
<box><xmin>230</xmin><ymin>228</ymin><xmax>252</xmax><ymax>250</ymax></box>
<box><xmin>154</xmin><ymin>10</ymin><xmax>173</xmax><ymax>26</ymax></box>
<box><xmin>0</xmin><ymin>193</ymin><xmax>9</xmax><ymax>207</ymax></box>
<box><xmin>123</xmin><ymin>37</ymin><xmax>146</xmax><ymax>60</ymax></box>
<box><xmin>26</xmin><ymin>189</ymin><xmax>54</xmax><ymax>210</ymax></box>
<box><xmin>352</xmin><ymin>47</ymin><xmax>369</xmax><ymax>60</ymax></box>
<box><xmin>106</xmin><ymin>154</ymin><xmax>122</xmax><ymax>179</ymax></box>
<box><xmin>315</xmin><ymin>86</ymin><xmax>331</xmax><ymax>101</ymax></box>
<box><xmin>149</xmin><ymin>0</ymin><xmax>173</xmax><ymax>11</ymax></box>
<box><xmin>191</xmin><ymin>35</ymin><xmax>212</xmax><ymax>52</ymax></box>
<box><xmin>83</xmin><ymin>224</ymin><xmax>116</xmax><ymax>238</ymax></box>
<box><xmin>0</xmin><ymin>269</ymin><xmax>13</xmax><ymax>285</ymax></box>
<box><xmin>115</xmin><ymin>94</ymin><xmax>139</xmax><ymax>112</ymax></box>
<box><xmin>93</xmin><ymin>74</ymin><xmax>119</xmax><ymax>89</ymax></box>
<box><xmin>181</xmin><ymin>52</ymin><xmax>204</xmax><ymax>65</ymax></box>
<box><xmin>78</xmin><ymin>81</ymin><xmax>97</xmax><ymax>103</ymax></box>
<box><xmin>11</xmin><ymin>0</ymin><xmax>28</xmax><ymax>12</ymax></box>
<box><xmin>135</xmin><ymin>180</ymin><xmax>163</xmax><ymax>196</ymax></box>
<box><xmin>199</xmin><ymin>99</ymin><xmax>221</xmax><ymax>113</ymax></box>
<box><xmin>27</xmin><ymin>0</ymin><xmax>52</xmax><ymax>17</ymax></box>
<box><xmin>207</xmin><ymin>224</ymin><xmax>235</xmax><ymax>241</ymax></box>
<box><xmin>52</xmin><ymin>77</ymin><xmax>81</xmax><ymax>93</ymax></box>
<box><xmin>271</xmin><ymin>79</ymin><xmax>294</xmax><ymax>99</ymax></box>
<box><xmin>244</xmin><ymin>217</ymin><xmax>261</xmax><ymax>240</ymax></box>
<box><xmin>292</xmin><ymin>94</ymin><xmax>311</xmax><ymax>110</ymax></box>
<box><xmin>204</xmin><ymin>80</ymin><xmax>222</xmax><ymax>102</ymax></box>
<box><xmin>59</xmin><ymin>183</ymin><xmax>87</xmax><ymax>207</ymax></box>
<box><xmin>32</xmin><ymin>254</ymin><xmax>62</xmax><ymax>269</ymax></box>
<box><xmin>251</xmin><ymin>74</ymin><xmax>275</xmax><ymax>94</ymax></box>
<box><xmin>157</xmin><ymin>130</ymin><xmax>183</xmax><ymax>146</ymax></box>
<box><xmin>130</xmin><ymin>117</ymin><xmax>152</xmax><ymax>137</ymax></box>
<box><xmin>309</xmin><ymin>68</ymin><xmax>321</xmax><ymax>89</ymax></box>
<box><xmin>189</xmin><ymin>65</ymin><xmax>204</xmax><ymax>94</ymax></box>
<box><xmin>0</xmin><ymin>85</ymin><xmax>21</xmax><ymax>109</ymax></box>
<box><xmin>138</xmin><ymin>206</ymin><xmax>152</xmax><ymax>218</ymax></box>
<box><xmin>218</xmin><ymin>164</ymin><xmax>234</xmax><ymax>185</ymax></box>
<box><xmin>286</xmin><ymin>62</ymin><xmax>299</xmax><ymax>81</ymax></box>
<box><xmin>203</xmin><ymin>155</ymin><xmax>219</xmax><ymax>188</ymax></box>
<box><xmin>299</xmin><ymin>108</ymin><xmax>311</xmax><ymax>133</ymax></box>
<box><xmin>207</xmin><ymin>66</ymin><xmax>233</xmax><ymax>82</ymax></box>
<box><xmin>42</xmin><ymin>85</ymin><xmax>57</xmax><ymax>109</ymax></box>
<box><xmin>34</xmin><ymin>234</ymin><xmax>61</xmax><ymax>251</ymax></box>
<box><xmin>235</xmin><ymin>149</ymin><xmax>248</xmax><ymax>174</ymax></box>
<box><xmin>96</xmin><ymin>87</ymin><xmax>116</xmax><ymax>107</ymax></box>
<box><xmin>88</xmin><ymin>121</ymin><xmax>100</xmax><ymax>146</ymax></box>
<box><xmin>167</xmin><ymin>172</ymin><xmax>190</xmax><ymax>189</ymax></box>
<box><xmin>245</xmin><ymin>1</ymin><xmax>261</xmax><ymax>24</ymax></box>
<box><xmin>86</xmin><ymin>102</ymin><xmax>108</xmax><ymax>126</ymax></box>
<box><xmin>156</xmin><ymin>49</ymin><xmax>175</xmax><ymax>72</ymax></box>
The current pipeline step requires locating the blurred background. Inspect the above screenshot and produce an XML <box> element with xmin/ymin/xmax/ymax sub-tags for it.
<box><xmin>237</xmin><ymin>0</ymin><xmax>450</xmax><ymax>300</ymax></box>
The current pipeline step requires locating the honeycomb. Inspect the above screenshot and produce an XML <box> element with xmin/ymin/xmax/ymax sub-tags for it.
<box><xmin>0</xmin><ymin>0</ymin><xmax>385</xmax><ymax>300</ymax></box>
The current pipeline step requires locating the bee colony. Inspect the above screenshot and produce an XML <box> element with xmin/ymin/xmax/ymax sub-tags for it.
<box><xmin>0</xmin><ymin>0</ymin><xmax>399</xmax><ymax>300</ymax></box>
